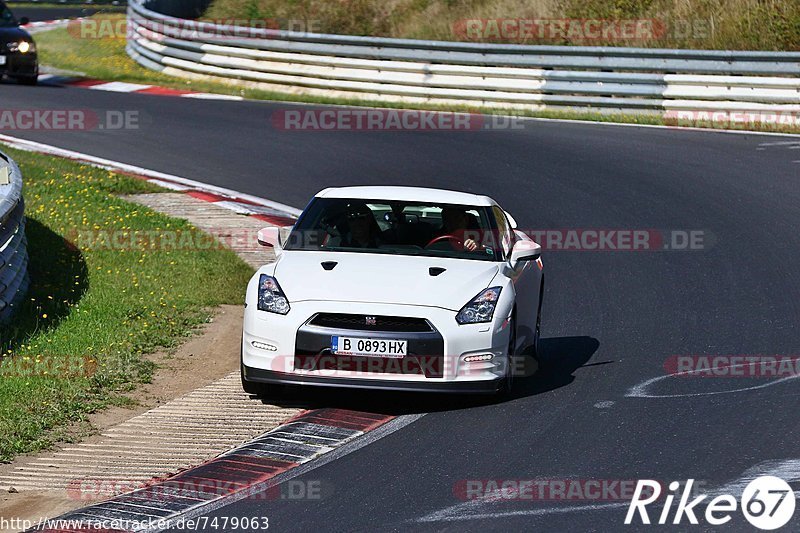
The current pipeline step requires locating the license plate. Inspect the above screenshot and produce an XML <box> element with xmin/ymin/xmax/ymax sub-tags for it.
<box><xmin>0</xmin><ymin>56</ymin><xmax>6</xmax><ymax>65</ymax></box>
<box><xmin>332</xmin><ymin>336</ymin><xmax>407</xmax><ymax>358</ymax></box>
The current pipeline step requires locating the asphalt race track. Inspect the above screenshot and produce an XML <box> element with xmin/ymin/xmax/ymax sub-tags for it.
<box><xmin>2</xmin><ymin>81</ymin><xmax>799</xmax><ymax>531</ymax></box>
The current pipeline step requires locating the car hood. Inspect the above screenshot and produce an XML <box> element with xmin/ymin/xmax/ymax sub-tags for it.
<box><xmin>273</xmin><ymin>251</ymin><xmax>500</xmax><ymax>311</ymax></box>
<box><xmin>0</xmin><ymin>27</ymin><xmax>32</xmax><ymax>45</ymax></box>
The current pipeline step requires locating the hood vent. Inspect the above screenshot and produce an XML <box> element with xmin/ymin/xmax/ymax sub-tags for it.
<box><xmin>429</xmin><ymin>267</ymin><xmax>446</xmax><ymax>277</ymax></box>
<box><xmin>321</xmin><ymin>261</ymin><xmax>338</xmax><ymax>271</ymax></box>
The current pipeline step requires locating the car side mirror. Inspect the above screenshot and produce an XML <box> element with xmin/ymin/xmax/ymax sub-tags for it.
<box><xmin>509</xmin><ymin>240</ymin><xmax>541</xmax><ymax>267</ymax></box>
<box><xmin>257</xmin><ymin>227</ymin><xmax>282</xmax><ymax>254</ymax></box>
<box><xmin>19</xmin><ymin>17</ymin><xmax>29</xmax><ymax>25</ymax></box>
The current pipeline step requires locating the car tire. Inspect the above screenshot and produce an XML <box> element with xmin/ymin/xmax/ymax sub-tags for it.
<box><xmin>241</xmin><ymin>367</ymin><xmax>266</xmax><ymax>397</ymax></box>
<box><xmin>531</xmin><ymin>276</ymin><xmax>544</xmax><ymax>363</ymax></box>
<box><xmin>16</xmin><ymin>75</ymin><xmax>37</xmax><ymax>86</ymax></box>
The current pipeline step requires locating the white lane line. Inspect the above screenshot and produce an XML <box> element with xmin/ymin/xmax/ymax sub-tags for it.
<box><xmin>0</xmin><ymin>133</ymin><xmax>302</xmax><ymax>217</ymax></box>
<box><xmin>182</xmin><ymin>93</ymin><xmax>245</xmax><ymax>101</ymax></box>
<box><xmin>213</xmin><ymin>200</ymin><xmax>259</xmax><ymax>214</ymax></box>
<box><xmin>146</xmin><ymin>178</ymin><xmax>191</xmax><ymax>191</ymax></box>
<box><xmin>757</xmin><ymin>141</ymin><xmax>800</xmax><ymax>146</ymax></box>
<box><xmin>88</xmin><ymin>81</ymin><xmax>154</xmax><ymax>93</ymax></box>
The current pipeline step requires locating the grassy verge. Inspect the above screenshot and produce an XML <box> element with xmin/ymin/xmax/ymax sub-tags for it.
<box><xmin>33</xmin><ymin>15</ymin><xmax>800</xmax><ymax>134</ymax></box>
<box><xmin>0</xmin><ymin>147</ymin><xmax>253</xmax><ymax>462</ymax></box>
<box><xmin>203</xmin><ymin>0</ymin><xmax>800</xmax><ymax>51</ymax></box>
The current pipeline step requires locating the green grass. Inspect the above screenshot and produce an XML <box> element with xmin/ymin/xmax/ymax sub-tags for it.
<box><xmin>0</xmin><ymin>148</ymin><xmax>253</xmax><ymax>462</ymax></box>
<box><xmin>204</xmin><ymin>0</ymin><xmax>800</xmax><ymax>50</ymax></box>
<box><xmin>35</xmin><ymin>14</ymin><xmax>294</xmax><ymax>97</ymax></box>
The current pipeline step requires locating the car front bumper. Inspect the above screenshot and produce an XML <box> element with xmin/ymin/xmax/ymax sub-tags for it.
<box><xmin>242</xmin><ymin>299</ymin><xmax>513</xmax><ymax>394</ymax></box>
<box><xmin>0</xmin><ymin>52</ymin><xmax>37</xmax><ymax>77</ymax></box>
<box><xmin>242</xmin><ymin>364</ymin><xmax>503</xmax><ymax>394</ymax></box>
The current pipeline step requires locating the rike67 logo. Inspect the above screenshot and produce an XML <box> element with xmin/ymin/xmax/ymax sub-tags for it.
<box><xmin>626</xmin><ymin>477</ymin><xmax>795</xmax><ymax>530</ymax></box>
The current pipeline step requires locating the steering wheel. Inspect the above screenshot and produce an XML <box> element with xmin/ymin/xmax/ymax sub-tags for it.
<box><xmin>425</xmin><ymin>234</ymin><xmax>463</xmax><ymax>249</ymax></box>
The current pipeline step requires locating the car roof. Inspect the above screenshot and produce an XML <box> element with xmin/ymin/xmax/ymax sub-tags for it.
<box><xmin>315</xmin><ymin>186</ymin><xmax>497</xmax><ymax>207</ymax></box>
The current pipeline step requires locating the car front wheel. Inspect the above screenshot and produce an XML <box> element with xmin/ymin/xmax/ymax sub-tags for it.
<box><xmin>241</xmin><ymin>366</ymin><xmax>266</xmax><ymax>397</ymax></box>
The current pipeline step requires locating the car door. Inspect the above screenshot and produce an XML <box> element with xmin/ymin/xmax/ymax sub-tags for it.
<box><xmin>493</xmin><ymin>206</ymin><xmax>541</xmax><ymax>350</ymax></box>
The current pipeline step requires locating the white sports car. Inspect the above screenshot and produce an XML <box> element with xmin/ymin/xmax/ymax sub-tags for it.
<box><xmin>241</xmin><ymin>186</ymin><xmax>543</xmax><ymax>395</ymax></box>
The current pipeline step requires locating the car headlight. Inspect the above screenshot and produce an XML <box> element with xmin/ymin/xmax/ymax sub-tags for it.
<box><xmin>456</xmin><ymin>287</ymin><xmax>502</xmax><ymax>324</ymax></box>
<box><xmin>257</xmin><ymin>274</ymin><xmax>290</xmax><ymax>314</ymax></box>
<box><xmin>7</xmin><ymin>41</ymin><xmax>35</xmax><ymax>53</ymax></box>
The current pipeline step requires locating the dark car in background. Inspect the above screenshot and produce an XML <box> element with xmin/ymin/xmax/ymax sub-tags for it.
<box><xmin>0</xmin><ymin>0</ymin><xmax>37</xmax><ymax>85</ymax></box>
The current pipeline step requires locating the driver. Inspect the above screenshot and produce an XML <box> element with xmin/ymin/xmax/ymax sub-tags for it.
<box><xmin>341</xmin><ymin>202</ymin><xmax>382</xmax><ymax>248</ymax></box>
<box><xmin>440</xmin><ymin>207</ymin><xmax>480</xmax><ymax>251</ymax></box>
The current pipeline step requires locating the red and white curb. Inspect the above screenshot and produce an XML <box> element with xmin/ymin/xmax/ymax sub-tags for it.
<box><xmin>29</xmin><ymin>409</ymin><xmax>402</xmax><ymax>532</ymax></box>
<box><xmin>38</xmin><ymin>75</ymin><xmax>245</xmax><ymax>101</ymax></box>
<box><xmin>23</xmin><ymin>18</ymin><xmax>239</xmax><ymax>100</ymax></box>
<box><xmin>0</xmin><ymin>133</ymin><xmax>299</xmax><ymax>226</ymax></box>
<box><xmin>23</xmin><ymin>18</ymin><xmax>75</xmax><ymax>34</ymax></box>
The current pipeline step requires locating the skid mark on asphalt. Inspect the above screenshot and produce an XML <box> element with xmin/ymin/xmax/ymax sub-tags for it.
<box><xmin>415</xmin><ymin>460</ymin><xmax>800</xmax><ymax>524</ymax></box>
<box><xmin>712</xmin><ymin>459</ymin><xmax>800</xmax><ymax>500</ymax></box>
<box><xmin>757</xmin><ymin>140</ymin><xmax>800</xmax><ymax>161</ymax></box>
<box><xmin>626</xmin><ymin>360</ymin><xmax>800</xmax><ymax>398</ymax></box>
<box><xmin>415</xmin><ymin>485</ymin><xmax>629</xmax><ymax>523</ymax></box>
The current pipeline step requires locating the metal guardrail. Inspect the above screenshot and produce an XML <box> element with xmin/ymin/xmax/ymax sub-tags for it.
<box><xmin>127</xmin><ymin>0</ymin><xmax>800</xmax><ymax>116</ymax></box>
<box><xmin>0</xmin><ymin>152</ymin><xmax>28</xmax><ymax>324</ymax></box>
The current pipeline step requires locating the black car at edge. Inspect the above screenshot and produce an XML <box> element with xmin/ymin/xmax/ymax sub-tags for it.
<box><xmin>0</xmin><ymin>0</ymin><xmax>37</xmax><ymax>85</ymax></box>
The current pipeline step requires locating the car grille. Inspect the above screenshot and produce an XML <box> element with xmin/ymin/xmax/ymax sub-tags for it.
<box><xmin>308</xmin><ymin>313</ymin><xmax>433</xmax><ymax>333</ymax></box>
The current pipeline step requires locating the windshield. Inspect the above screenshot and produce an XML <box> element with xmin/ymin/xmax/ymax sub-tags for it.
<box><xmin>284</xmin><ymin>197</ymin><xmax>508</xmax><ymax>261</ymax></box>
<box><xmin>0</xmin><ymin>2</ymin><xmax>16</xmax><ymax>27</ymax></box>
